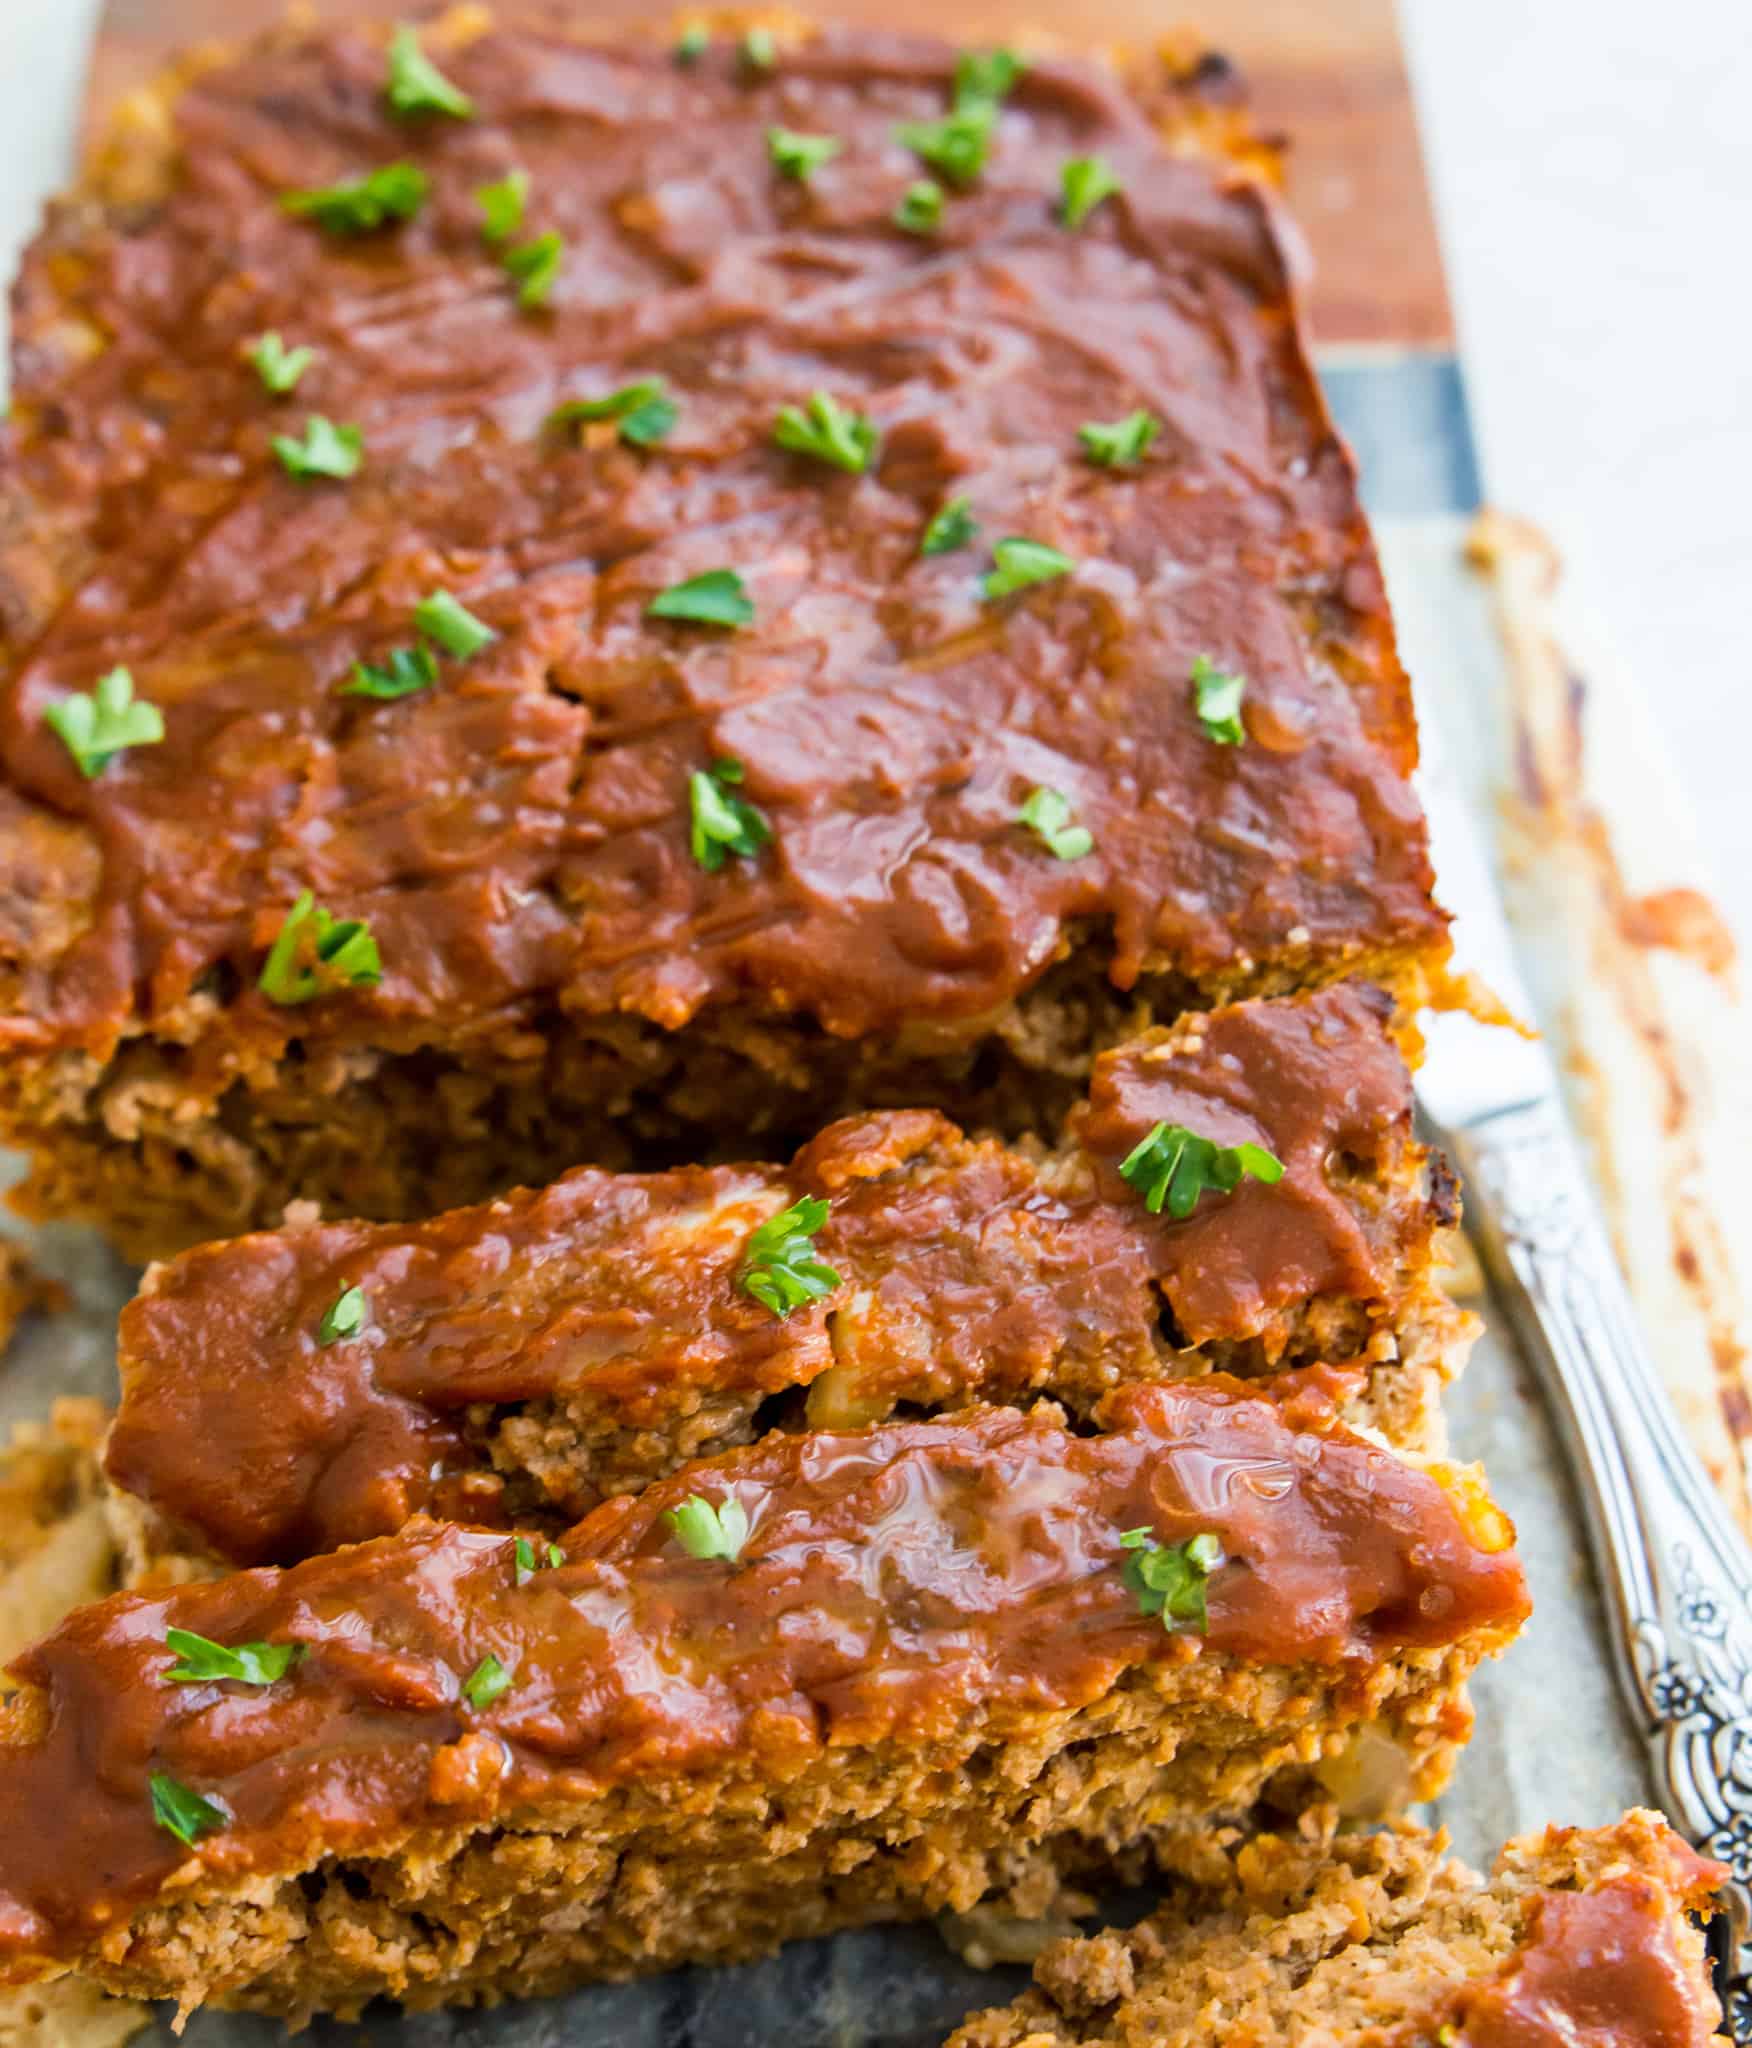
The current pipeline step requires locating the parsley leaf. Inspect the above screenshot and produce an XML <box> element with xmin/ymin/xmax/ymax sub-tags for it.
<box><xmin>272</xmin><ymin>415</ymin><xmax>363</xmax><ymax>481</ymax></box>
<box><xmin>318</xmin><ymin>1285</ymin><xmax>367</xmax><ymax>1345</ymax></box>
<box><xmin>664</xmin><ymin>1494</ymin><xmax>750</xmax><ymax>1561</ymax></box>
<box><xmin>513</xmin><ymin>1536</ymin><xmax>566</xmax><ymax>1584</ymax></box>
<box><xmin>150</xmin><ymin>1772</ymin><xmax>227</xmax><ymax>1847</ymax></box>
<box><xmin>384</xmin><ymin>23</ymin><xmax>474</xmax><ymax>120</ymax></box>
<box><xmin>44</xmin><ymin>667</ymin><xmax>163</xmax><ymax>779</ymax></box>
<box><xmin>1018</xmin><ymin>786</ymin><xmax>1093</xmax><ymax>860</ymax></box>
<box><xmin>1079</xmin><ymin>409</ymin><xmax>1159</xmax><ymax>468</ymax></box>
<box><xmin>740</xmin><ymin>1196</ymin><xmax>840</xmax><ymax>1318</ymax></box>
<box><xmin>1118</xmin><ymin>1528</ymin><xmax>1223</xmax><ymax>1632</ymax></box>
<box><xmin>461</xmin><ymin>1654</ymin><xmax>512</xmax><ymax>1709</ymax></box>
<box><xmin>1190</xmin><ymin>653</ymin><xmax>1247</xmax><ymax>746</ymax></box>
<box><xmin>1061</xmin><ymin>155</ymin><xmax>1122</xmax><ymax>228</ymax></box>
<box><xmin>258</xmin><ymin>891</ymin><xmax>382</xmax><ymax>1006</ymax></box>
<box><xmin>741</xmin><ymin>28</ymin><xmax>776</xmax><ymax>72</ymax></box>
<box><xmin>649</xmin><ymin>568</ymin><xmax>754</xmax><ymax>628</ymax></box>
<box><xmin>894</xmin><ymin>180</ymin><xmax>945</xmax><ymax>234</ymax></box>
<box><xmin>343</xmin><ymin>644</ymin><xmax>437</xmax><ymax>700</ymax></box>
<box><xmin>983</xmin><ymin>535</ymin><xmax>1075</xmax><ymax>599</ymax></box>
<box><xmin>281</xmin><ymin>162</ymin><xmax>428</xmax><ymax>235</ymax></box>
<box><xmin>548</xmin><ymin>379</ymin><xmax>678</xmax><ymax>447</ymax></box>
<box><xmin>675</xmin><ymin>24</ymin><xmax>709</xmax><ymax>63</ymax></box>
<box><xmin>248</xmin><ymin>332</ymin><xmax>313</xmax><ymax>396</ymax></box>
<box><xmin>689</xmin><ymin>758</ymin><xmax>771</xmax><ymax>870</ymax></box>
<box><xmin>503</xmin><ymin>231</ymin><xmax>564</xmax><ymax>309</ymax></box>
<box><xmin>954</xmin><ymin>48</ymin><xmax>1025</xmax><ymax>110</ymax></box>
<box><xmin>164</xmin><ymin>1628</ymin><xmax>300</xmax><ymax>1687</ymax></box>
<box><xmin>415</xmin><ymin>590</ymin><xmax>496</xmax><ymax>659</ymax></box>
<box><xmin>475</xmin><ymin>168</ymin><xmax>529</xmax><ymax>244</ymax></box>
<box><xmin>773</xmin><ymin>390</ymin><xmax>879</xmax><ymax>474</ymax></box>
<box><xmin>895</xmin><ymin>105</ymin><xmax>995</xmax><ymax>187</ymax></box>
<box><xmin>920</xmin><ymin>494</ymin><xmax>977</xmax><ymax>556</ymax></box>
<box><xmin>767</xmin><ymin>128</ymin><xmax>841</xmax><ymax>181</ymax></box>
<box><xmin>1116</xmin><ymin>1121</ymin><xmax>1285</xmax><ymax>1218</ymax></box>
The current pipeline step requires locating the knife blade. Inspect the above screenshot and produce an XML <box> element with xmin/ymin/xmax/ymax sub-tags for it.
<box><xmin>1414</xmin><ymin>714</ymin><xmax>1752</xmax><ymax>2038</ymax></box>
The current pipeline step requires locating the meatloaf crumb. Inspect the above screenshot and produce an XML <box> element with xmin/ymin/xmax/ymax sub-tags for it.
<box><xmin>105</xmin><ymin>986</ymin><xmax>1476</xmax><ymax>1570</ymax></box>
<box><xmin>0</xmin><ymin>15</ymin><xmax>1446</xmax><ymax>1261</ymax></box>
<box><xmin>0</xmin><ymin>1382</ymin><xmax>1525</xmax><ymax>2020</ymax></box>
<box><xmin>947</xmin><ymin>1807</ymin><xmax>1725</xmax><ymax>2047</ymax></box>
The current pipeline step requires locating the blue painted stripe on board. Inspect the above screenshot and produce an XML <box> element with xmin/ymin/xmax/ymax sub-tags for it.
<box><xmin>1318</xmin><ymin>351</ymin><xmax>1482</xmax><ymax>519</ymax></box>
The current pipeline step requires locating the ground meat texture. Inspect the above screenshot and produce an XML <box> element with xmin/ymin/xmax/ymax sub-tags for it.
<box><xmin>0</xmin><ymin>1382</ymin><xmax>1526</xmax><ymax>2020</ymax></box>
<box><xmin>105</xmin><ymin>985</ymin><xmax>1476</xmax><ymax>1571</ymax></box>
<box><xmin>0</xmin><ymin>15</ymin><xmax>1447</xmax><ymax>1261</ymax></box>
<box><xmin>948</xmin><ymin>1808</ymin><xmax>1725</xmax><ymax>2047</ymax></box>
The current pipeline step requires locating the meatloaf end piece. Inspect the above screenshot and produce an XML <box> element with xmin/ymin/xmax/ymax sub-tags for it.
<box><xmin>947</xmin><ymin>1807</ymin><xmax>1725</xmax><ymax>2047</ymax></box>
<box><xmin>105</xmin><ymin>984</ymin><xmax>1475</xmax><ymax>1571</ymax></box>
<box><xmin>0</xmin><ymin>1379</ymin><xmax>1526</xmax><ymax>2020</ymax></box>
<box><xmin>0</xmin><ymin>15</ymin><xmax>1447</xmax><ymax>1260</ymax></box>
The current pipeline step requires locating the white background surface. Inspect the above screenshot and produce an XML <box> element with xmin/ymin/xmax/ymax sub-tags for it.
<box><xmin>3</xmin><ymin>0</ymin><xmax>1749</xmax><ymax>950</ymax></box>
<box><xmin>1402</xmin><ymin>0</ymin><xmax>1752</xmax><ymax>953</ymax></box>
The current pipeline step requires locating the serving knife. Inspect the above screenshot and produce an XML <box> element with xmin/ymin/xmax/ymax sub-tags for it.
<box><xmin>1413</xmin><ymin>725</ymin><xmax>1752</xmax><ymax>2035</ymax></box>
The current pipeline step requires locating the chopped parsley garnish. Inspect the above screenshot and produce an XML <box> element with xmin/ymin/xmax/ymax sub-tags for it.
<box><xmin>895</xmin><ymin>104</ymin><xmax>995</xmax><ymax>187</ymax></box>
<box><xmin>384</xmin><ymin>23</ymin><xmax>474</xmax><ymax>120</ymax></box>
<box><xmin>475</xmin><ymin>169</ymin><xmax>529</xmax><ymax>244</ymax></box>
<box><xmin>689</xmin><ymin>758</ymin><xmax>771</xmax><ymax>870</ymax></box>
<box><xmin>248</xmin><ymin>332</ymin><xmax>314</xmax><ymax>396</ymax></box>
<box><xmin>1018</xmin><ymin>786</ymin><xmax>1093</xmax><ymax>861</ymax></box>
<box><xmin>415</xmin><ymin>590</ymin><xmax>497</xmax><ymax>659</ymax></box>
<box><xmin>1116</xmin><ymin>1121</ymin><xmax>1285</xmax><ymax>1218</ymax></box>
<box><xmin>1079</xmin><ymin>409</ymin><xmax>1159</xmax><ymax>468</ymax></box>
<box><xmin>343</xmin><ymin>644</ymin><xmax>438</xmax><ymax>700</ymax></box>
<box><xmin>548</xmin><ymin>379</ymin><xmax>678</xmax><ymax>447</ymax></box>
<box><xmin>318</xmin><ymin>1285</ymin><xmax>367</xmax><ymax>1345</ymax></box>
<box><xmin>272</xmin><ymin>415</ymin><xmax>363</xmax><ymax>481</ymax></box>
<box><xmin>983</xmin><ymin>535</ymin><xmax>1075</xmax><ymax>599</ymax></box>
<box><xmin>164</xmin><ymin>1628</ymin><xmax>299</xmax><ymax>1687</ymax></box>
<box><xmin>1119</xmin><ymin>1528</ymin><xmax>1223</xmax><ymax>1632</ymax></box>
<box><xmin>1060</xmin><ymin>155</ymin><xmax>1122</xmax><ymax>228</ymax></box>
<box><xmin>920</xmin><ymin>494</ymin><xmax>977</xmax><ymax>556</ymax></box>
<box><xmin>664</xmin><ymin>1493</ymin><xmax>750</xmax><ymax>1561</ymax></box>
<box><xmin>281</xmin><ymin>162</ymin><xmax>428</xmax><ymax>235</ymax></box>
<box><xmin>767</xmin><ymin>127</ymin><xmax>841</xmax><ymax>181</ymax></box>
<box><xmin>44</xmin><ymin>667</ymin><xmax>163</xmax><ymax>779</ymax></box>
<box><xmin>649</xmin><ymin>568</ymin><xmax>754</xmax><ymax>628</ymax></box>
<box><xmin>503</xmin><ymin>231</ymin><xmax>564</xmax><ymax>310</ymax></box>
<box><xmin>739</xmin><ymin>1197</ymin><xmax>840</xmax><ymax>1318</ymax></box>
<box><xmin>741</xmin><ymin>27</ymin><xmax>776</xmax><ymax>72</ymax></box>
<box><xmin>894</xmin><ymin>180</ymin><xmax>945</xmax><ymax>234</ymax></box>
<box><xmin>150</xmin><ymin>1772</ymin><xmax>227</xmax><ymax>1848</ymax></box>
<box><xmin>513</xmin><ymin>1536</ymin><xmax>566</xmax><ymax>1584</ymax></box>
<box><xmin>461</xmin><ymin>1654</ymin><xmax>512</xmax><ymax>1709</ymax></box>
<box><xmin>675</xmin><ymin>24</ymin><xmax>709</xmax><ymax>63</ymax></box>
<box><xmin>1191</xmin><ymin>653</ymin><xmax>1247</xmax><ymax>746</ymax></box>
<box><xmin>258</xmin><ymin>892</ymin><xmax>382</xmax><ymax>1006</ymax></box>
<box><xmin>773</xmin><ymin>390</ymin><xmax>879</xmax><ymax>474</ymax></box>
<box><xmin>954</xmin><ymin>47</ymin><xmax>1025</xmax><ymax>110</ymax></box>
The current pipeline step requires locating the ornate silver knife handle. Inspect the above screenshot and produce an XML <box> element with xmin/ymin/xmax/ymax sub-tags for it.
<box><xmin>1452</xmin><ymin>1093</ymin><xmax>1752</xmax><ymax>2037</ymax></box>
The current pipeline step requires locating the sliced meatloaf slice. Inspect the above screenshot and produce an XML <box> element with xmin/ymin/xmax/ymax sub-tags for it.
<box><xmin>105</xmin><ymin>984</ymin><xmax>1474</xmax><ymax>1571</ymax></box>
<box><xmin>0</xmin><ymin>1378</ymin><xmax>1526</xmax><ymax>2021</ymax></box>
<box><xmin>946</xmin><ymin>1807</ymin><xmax>1724</xmax><ymax>2048</ymax></box>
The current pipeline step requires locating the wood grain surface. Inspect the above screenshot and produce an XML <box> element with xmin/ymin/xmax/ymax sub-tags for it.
<box><xmin>88</xmin><ymin>0</ymin><xmax>1452</xmax><ymax>346</ymax></box>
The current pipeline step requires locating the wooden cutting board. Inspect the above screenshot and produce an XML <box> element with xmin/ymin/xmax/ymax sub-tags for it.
<box><xmin>87</xmin><ymin>0</ymin><xmax>1452</xmax><ymax>348</ymax></box>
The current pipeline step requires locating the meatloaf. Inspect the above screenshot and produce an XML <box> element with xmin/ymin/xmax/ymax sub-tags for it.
<box><xmin>104</xmin><ymin>984</ymin><xmax>1474</xmax><ymax>1570</ymax></box>
<box><xmin>947</xmin><ymin>1808</ymin><xmax>1725</xmax><ymax>2047</ymax></box>
<box><xmin>0</xmin><ymin>12</ymin><xmax>1448</xmax><ymax>1260</ymax></box>
<box><xmin>0</xmin><ymin>1380</ymin><xmax>1525</xmax><ymax>2020</ymax></box>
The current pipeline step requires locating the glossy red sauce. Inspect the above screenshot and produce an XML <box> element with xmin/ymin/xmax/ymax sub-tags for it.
<box><xmin>0</xmin><ymin>24</ymin><xmax>1441</xmax><ymax>1071</ymax></box>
